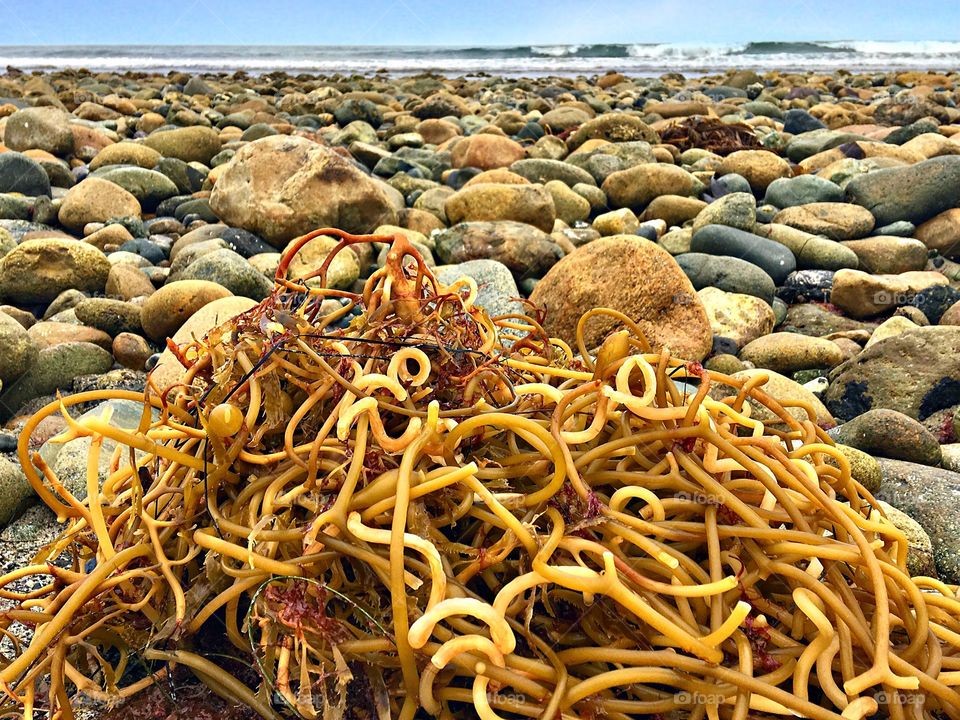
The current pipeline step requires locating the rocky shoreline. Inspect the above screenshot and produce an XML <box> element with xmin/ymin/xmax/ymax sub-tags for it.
<box><xmin>1</xmin><ymin>66</ymin><xmax>960</xmax><ymax>591</ymax></box>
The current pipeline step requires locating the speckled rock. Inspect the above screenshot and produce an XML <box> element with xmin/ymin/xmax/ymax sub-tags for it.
<box><xmin>0</xmin><ymin>457</ymin><xmax>31</xmax><ymax>527</ymax></box>
<box><xmin>772</xmin><ymin>202</ymin><xmax>875</xmax><ymax>240</ymax></box>
<box><xmin>0</xmin><ymin>239</ymin><xmax>111</xmax><ymax>304</ymax></box>
<box><xmin>0</xmin><ymin>311</ymin><xmax>38</xmax><ymax>386</ymax></box>
<box><xmin>876</xmin><ymin>501</ymin><xmax>936</xmax><ymax>577</ymax></box>
<box><xmin>716</xmin><ymin>149</ymin><xmax>792</xmax><ymax>193</ymax></box>
<box><xmin>73</xmin><ymin>298</ymin><xmax>142</xmax><ymax>336</ymax></box>
<box><xmin>444</xmin><ymin>183</ymin><xmax>556</xmax><ymax>233</ymax></box>
<box><xmin>697</xmin><ymin>287</ymin><xmax>775</xmax><ymax>349</ymax></box>
<box><xmin>177</xmin><ymin>248</ymin><xmax>273</xmax><ymax>300</ymax></box>
<box><xmin>692</xmin><ymin>192</ymin><xmax>756</xmax><ymax>233</ymax></box>
<box><xmin>739</xmin><ymin>332</ymin><xmax>844</xmax><ymax>373</ymax></box>
<box><xmin>825</xmin><ymin>326</ymin><xmax>960</xmax><ymax>422</ymax></box>
<box><xmin>435</xmin><ymin>259</ymin><xmax>525</xmax><ymax>319</ymax></box>
<box><xmin>142</xmin><ymin>126</ymin><xmax>221</xmax><ymax>164</ymax></box>
<box><xmin>876</xmin><ymin>458</ymin><xmax>960</xmax><ymax>582</ymax></box>
<box><xmin>529</xmin><ymin>235</ymin><xmax>712</xmax><ymax>359</ymax></box>
<box><xmin>833</xmin><ymin>408</ymin><xmax>941</xmax><ymax>466</ymax></box>
<box><xmin>602</xmin><ymin>164</ymin><xmax>703</xmax><ymax>210</ymax></box>
<box><xmin>434</xmin><ymin>221</ymin><xmax>563</xmax><ymax>278</ymax></box>
<box><xmin>827</xmin><ymin>444</ymin><xmax>882</xmax><ymax>494</ymax></box>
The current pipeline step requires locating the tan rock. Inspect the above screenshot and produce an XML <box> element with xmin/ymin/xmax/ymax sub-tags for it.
<box><xmin>58</xmin><ymin>178</ymin><xmax>141</xmax><ymax>231</ymax></box>
<box><xmin>462</xmin><ymin>169</ymin><xmax>530</xmax><ymax>187</ymax></box>
<box><xmin>140</xmin><ymin>280</ymin><xmax>234</xmax><ymax>341</ymax></box>
<box><xmin>112</xmin><ymin>332</ymin><xmax>153</xmax><ymax>371</ymax></box>
<box><xmin>529</xmin><ymin>235</ymin><xmax>712</xmax><ymax>360</ymax></box>
<box><xmin>593</xmin><ymin>208</ymin><xmax>639</xmax><ymax>236</ymax></box>
<box><xmin>84</xmin><ymin>223</ymin><xmax>134</xmax><ymax>251</ymax></box>
<box><xmin>641</xmin><ymin>195</ymin><xmax>707</xmax><ymax>227</ymax></box>
<box><xmin>450</xmin><ymin>135</ymin><xmax>525</xmax><ymax>170</ymax></box>
<box><xmin>151</xmin><ymin>296</ymin><xmax>257</xmax><ymax>390</ymax></box>
<box><xmin>717</xmin><ymin>149</ymin><xmax>792</xmax><ymax>192</ymax></box>
<box><xmin>697</xmin><ymin>287</ymin><xmax>775</xmax><ymax>348</ymax></box>
<box><xmin>105</xmin><ymin>264</ymin><xmax>155</xmax><ymax>301</ymax></box>
<box><xmin>281</xmin><ymin>235</ymin><xmax>361</xmax><ymax>291</ymax></box>
<box><xmin>209</xmin><ymin>135</ymin><xmax>398</xmax><ymax>246</ymax></box>
<box><xmin>602</xmin><ymin>163</ymin><xmax>703</xmax><ymax>209</ymax></box>
<box><xmin>416</xmin><ymin>118</ymin><xmax>461</xmax><ymax>145</ymax></box>
<box><xmin>444</xmin><ymin>183</ymin><xmax>556</xmax><ymax>233</ymax></box>
<box><xmin>142</xmin><ymin>126</ymin><xmax>221</xmax><ymax>164</ymax></box>
<box><xmin>718</xmin><ymin>368</ymin><xmax>835</xmax><ymax>428</ymax></box>
<box><xmin>0</xmin><ymin>239</ymin><xmax>111</xmax><ymax>304</ymax></box>
<box><xmin>841</xmin><ymin>236</ymin><xmax>929</xmax><ymax>274</ymax></box>
<box><xmin>27</xmin><ymin>321</ymin><xmax>112</xmax><ymax>351</ymax></box>
<box><xmin>866</xmin><ymin>316</ymin><xmax>921</xmax><ymax>348</ymax></box>
<box><xmin>89</xmin><ymin>142</ymin><xmax>162</xmax><ymax>171</ymax></box>
<box><xmin>772</xmin><ymin>202</ymin><xmax>875</xmax><ymax>240</ymax></box>
<box><xmin>915</xmin><ymin>208</ymin><xmax>960</xmax><ymax>258</ymax></box>
<box><xmin>544</xmin><ymin>180</ymin><xmax>590</xmax><ymax>225</ymax></box>
<box><xmin>740</xmin><ymin>332</ymin><xmax>845</xmax><ymax>373</ymax></box>
<box><xmin>830</xmin><ymin>269</ymin><xmax>949</xmax><ymax>318</ymax></box>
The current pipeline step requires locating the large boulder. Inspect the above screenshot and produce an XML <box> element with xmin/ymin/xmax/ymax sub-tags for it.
<box><xmin>529</xmin><ymin>235</ymin><xmax>712</xmax><ymax>360</ymax></box>
<box><xmin>845</xmin><ymin>156</ymin><xmax>960</xmax><ymax>226</ymax></box>
<box><xmin>210</xmin><ymin>135</ymin><xmax>398</xmax><ymax>246</ymax></box>
<box><xmin>824</xmin><ymin>326</ymin><xmax>960</xmax><ymax>422</ymax></box>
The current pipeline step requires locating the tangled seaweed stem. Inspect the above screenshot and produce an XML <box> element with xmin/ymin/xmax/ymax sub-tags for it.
<box><xmin>2</xmin><ymin>228</ymin><xmax>960</xmax><ymax>720</ymax></box>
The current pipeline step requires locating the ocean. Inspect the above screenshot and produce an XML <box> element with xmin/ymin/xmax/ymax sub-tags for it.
<box><xmin>1</xmin><ymin>41</ymin><xmax>960</xmax><ymax>77</ymax></box>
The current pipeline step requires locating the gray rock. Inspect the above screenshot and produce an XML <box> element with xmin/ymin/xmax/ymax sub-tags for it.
<box><xmin>3</xmin><ymin>107</ymin><xmax>74</xmax><ymax>155</ymax></box>
<box><xmin>690</xmin><ymin>225</ymin><xmax>797</xmax><ymax>284</ymax></box>
<box><xmin>675</xmin><ymin>252</ymin><xmax>776</xmax><ymax>304</ymax></box>
<box><xmin>0</xmin><ymin>342</ymin><xmax>113</xmax><ymax>420</ymax></box>
<box><xmin>0</xmin><ymin>311</ymin><xmax>38</xmax><ymax>386</ymax></box>
<box><xmin>876</xmin><ymin>458</ymin><xmax>960</xmax><ymax>582</ymax></box>
<box><xmin>0</xmin><ymin>152</ymin><xmax>52</xmax><ymax>196</ymax></box>
<box><xmin>435</xmin><ymin>259</ymin><xmax>525</xmax><ymax>319</ymax></box>
<box><xmin>178</xmin><ymin>248</ymin><xmax>273</xmax><ymax>300</ymax></box>
<box><xmin>0</xmin><ymin>457</ymin><xmax>32</xmax><ymax>527</ymax></box>
<box><xmin>508</xmin><ymin>158</ymin><xmax>596</xmax><ymax>187</ymax></box>
<box><xmin>785</xmin><ymin>129</ymin><xmax>866</xmax><ymax>163</ymax></box>
<box><xmin>94</xmin><ymin>167</ymin><xmax>180</xmax><ymax>212</ymax></box>
<box><xmin>763</xmin><ymin>175</ymin><xmax>844</xmax><ymax>208</ymax></box>
<box><xmin>846</xmin><ymin>156</ymin><xmax>960</xmax><ymax>226</ymax></box>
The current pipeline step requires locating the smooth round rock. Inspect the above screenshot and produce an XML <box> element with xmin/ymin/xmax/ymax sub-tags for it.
<box><xmin>690</xmin><ymin>225</ymin><xmax>797</xmax><ymax>284</ymax></box>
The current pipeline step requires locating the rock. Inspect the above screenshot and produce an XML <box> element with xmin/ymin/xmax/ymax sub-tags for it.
<box><xmin>602</xmin><ymin>163</ymin><xmax>703</xmax><ymax>210</ymax></box>
<box><xmin>593</xmin><ymin>208</ymin><xmax>639</xmax><ymax>236</ymax></box>
<box><xmin>865</xmin><ymin>316</ymin><xmax>921</xmax><ymax>348</ymax></box>
<box><xmin>3</xmin><ymin>106</ymin><xmax>73</xmax><ymax>155</ymax></box>
<box><xmin>58</xmin><ymin>177</ymin><xmax>141</xmax><ymax>231</ymax></box>
<box><xmin>875</xmin><ymin>459</ymin><xmax>960</xmax><ymax>581</ymax></box>
<box><xmin>142</xmin><ymin>126</ymin><xmax>222</xmax><ymax>164</ymax></box>
<box><xmin>565</xmin><ymin>115</ymin><xmax>658</xmax><ymax>151</ymax></box>
<box><xmin>907</xmin><ymin>285</ymin><xmax>960</xmax><ymax>324</ymax></box>
<box><xmin>716</xmin><ymin>150</ymin><xmax>792</xmax><ymax>193</ymax></box>
<box><xmin>84</xmin><ymin>222</ymin><xmax>135</xmax><ymax>251</ymax></box>
<box><xmin>177</xmin><ymin>249</ymin><xmax>272</xmax><ymax>301</ymax></box>
<box><xmin>840</xmin><ymin>236</ymin><xmax>928</xmax><ymax>274</ymax></box>
<box><xmin>0</xmin><ymin>152</ymin><xmax>51</xmax><ymax>196</ymax></box>
<box><xmin>538</xmin><ymin>106</ymin><xmax>592</xmax><ymax>132</ymax></box>
<box><xmin>444</xmin><ymin>183</ymin><xmax>556</xmax><ymax>233</ymax></box>
<box><xmin>829</xmin><ymin>444</ymin><xmax>882</xmax><ymax>494</ymax></box>
<box><xmin>0</xmin><ymin>311</ymin><xmax>38</xmax><ymax>385</ymax></box>
<box><xmin>435</xmin><ymin>259</ymin><xmax>525</xmax><ymax>319</ymax></box>
<box><xmin>509</xmin><ymin>159</ymin><xmax>595</xmax><ymax>187</ymax></box>
<box><xmin>692</xmin><ymin>192</ymin><xmax>756</xmax><ymax>232</ymax></box>
<box><xmin>782</xmin><ymin>109</ymin><xmax>826</xmax><ymax>135</ymax></box>
<box><xmin>941</xmin><ymin>301</ymin><xmax>960</xmax><ymax>326</ymax></box>
<box><xmin>105</xmin><ymin>264</ymin><xmax>155</xmax><ymax>301</ymax></box>
<box><xmin>529</xmin><ymin>235</ymin><xmax>712</xmax><ymax>360</ymax></box>
<box><xmin>914</xmin><ymin>208</ymin><xmax>960</xmax><ymax>258</ymax></box>
<box><xmin>718</xmin><ymin>368</ymin><xmax>835</xmax><ymax>428</ymax></box>
<box><xmin>772</xmin><ymin>203</ymin><xmax>875</xmax><ymax>240</ymax></box>
<box><xmin>641</xmin><ymin>196</ymin><xmax>707</xmax><ymax>227</ymax></box>
<box><xmin>0</xmin><ymin>239</ymin><xmax>111</xmax><ymax>304</ymax></box>
<box><xmin>545</xmin><ymin>181</ymin><xmax>591</xmax><ymax>225</ymax></box>
<box><xmin>697</xmin><ymin>287</ymin><xmax>775</xmax><ymax>349</ymax></box>
<box><xmin>280</xmin><ymin>234</ymin><xmax>360</xmax><ymax>291</ymax></box>
<box><xmin>0</xmin><ymin>342</ymin><xmax>113</xmax><ymax>420</ymax></box>
<box><xmin>112</xmin><ymin>332</ymin><xmax>153</xmax><ymax>371</ymax></box>
<box><xmin>89</xmin><ymin>141</ymin><xmax>162</xmax><ymax>171</ymax></box>
<box><xmin>74</xmin><ymin>298</ymin><xmax>142</xmax><ymax>336</ymax></box>
<box><xmin>94</xmin><ymin>167</ymin><xmax>179</xmax><ymax>212</ymax></box>
<box><xmin>829</xmin><ymin>269</ymin><xmax>948</xmax><ymax>318</ymax></box>
<box><xmin>27</xmin><ymin>321</ymin><xmax>112</xmax><ymax>351</ymax></box>
<box><xmin>756</xmin><ymin>224</ymin><xmax>859</xmax><ymax>271</ymax></box>
<box><xmin>434</xmin><ymin>221</ymin><xmax>563</xmax><ymax>278</ymax></box>
<box><xmin>845</xmin><ymin>156</ymin><xmax>960</xmax><ymax>226</ymax></box>
<box><xmin>833</xmin><ymin>409</ymin><xmax>941</xmax><ymax>465</ymax></box>
<box><xmin>334</xmin><ymin>98</ymin><xmax>382</xmax><ymax>128</ymax></box>
<box><xmin>209</xmin><ymin>135</ymin><xmax>398</xmax><ymax>246</ymax></box>
<box><xmin>825</xmin><ymin>326</ymin><xmax>960</xmax><ymax>421</ymax></box>
<box><xmin>739</xmin><ymin>332</ymin><xmax>844</xmax><ymax>373</ymax></box>
<box><xmin>450</xmin><ymin>135</ymin><xmax>525</xmax><ymax>170</ymax></box>
<box><xmin>875</xmin><ymin>501</ymin><xmax>937</xmax><ymax>577</ymax></box>
<box><xmin>690</xmin><ymin>225</ymin><xmax>797</xmax><ymax>284</ymax></box>
<box><xmin>763</xmin><ymin>174</ymin><xmax>844</xmax><ymax>208</ymax></box>
<box><xmin>675</xmin><ymin>252</ymin><xmax>776</xmax><ymax>303</ymax></box>
<box><xmin>0</xmin><ymin>457</ymin><xmax>31</xmax><ymax>527</ymax></box>
<box><xmin>780</xmin><ymin>303</ymin><xmax>876</xmax><ymax>337</ymax></box>
<box><xmin>151</xmin><ymin>296</ymin><xmax>258</xmax><ymax>390</ymax></box>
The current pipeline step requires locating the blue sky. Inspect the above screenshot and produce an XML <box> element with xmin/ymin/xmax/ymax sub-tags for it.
<box><xmin>0</xmin><ymin>0</ymin><xmax>953</xmax><ymax>45</ymax></box>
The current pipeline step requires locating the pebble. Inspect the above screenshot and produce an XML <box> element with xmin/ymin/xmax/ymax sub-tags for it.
<box><xmin>716</xmin><ymin>149</ymin><xmax>792</xmax><ymax>193</ymax></box>
<box><xmin>846</xmin><ymin>155</ymin><xmax>960</xmax><ymax>226</ymax></box>
<box><xmin>691</xmin><ymin>192</ymin><xmax>756</xmax><ymax>233</ymax></box>
<box><xmin>602</xmin><ymin>163</ymin><xmax>704</xmax><ymax>209</ymax></box>
<box><xmin>73</xmin><ymin>298</ymin><xmax>143</xmax><ymax>336</ymax></box>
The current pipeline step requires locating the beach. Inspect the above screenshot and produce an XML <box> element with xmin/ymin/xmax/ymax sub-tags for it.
<box><xmin>2</xmin><ymin>58</ymin><xmax>960</xmax><ymax>716</ymax></box>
